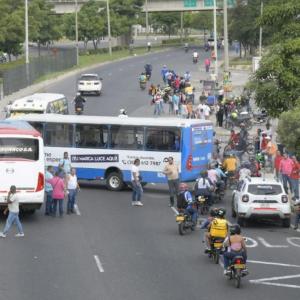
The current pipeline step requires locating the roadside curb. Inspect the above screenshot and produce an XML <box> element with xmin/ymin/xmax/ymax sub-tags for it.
<box><xmin>0</xmin><ymin>47</ymin><xmax>172</xmax><ymax>114</ymax></box>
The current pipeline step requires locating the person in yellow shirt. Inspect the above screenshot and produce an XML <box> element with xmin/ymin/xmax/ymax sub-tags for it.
<box><xmin>222</xmin><ymin>154</ymin><xmax>237</xmax><ymax>188</ymax></box>
<box><xmin>185</xmin><ymin>83</ymin><xmax>194</xmax><ymax>104</ymax></box>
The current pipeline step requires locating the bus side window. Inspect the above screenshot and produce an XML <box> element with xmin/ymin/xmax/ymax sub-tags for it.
<box><xmin>75</xmin><ymin>124</ymin><xmax>108</xmax><ymax>148</ymax></box>
<box><xmin>110</xmin><ymin>126</ymin><xmax>144</xmax><ymax>150</ymax></box>
<box><xmin>145</xmin><ymin>128</ymin><xmax>180</xmax><ymax>152</ymax></box>
<box><xmin>29</xmin><ymin>122</ymin><xmax>44</xmax><ymax>136</ymax></box>
<box><xmin>44</xmin><ymin>123</ymin><xmax>73</xmax><ymax>147</ymax></box>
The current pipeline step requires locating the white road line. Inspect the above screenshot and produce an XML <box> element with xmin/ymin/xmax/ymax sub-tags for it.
<box><xmin>257</xmin><ymin>237</ymin><xmax>289</xmax><ymax>248</ymax></box>
<box><xmin>74</xmin><ymin>204</ymin><xmax>81</xmax><ymax>216</ymax></box>
<box><xmin>248</xmin><ymin>260</ymin><xmax>300</xmax><ymax>268</ymax></box>
<box><xmin>250</xmin><ymin>281</ymin><xmax>300</xmax><ymax>289</ymax></box>
<box><xmin>251</xmin><ymin>274</ymin><xmax>300</xmax><ymax>282</ymax></box>
<box><xmin>171</xmin><ymin>206</ymin><xmax>179</xmax><ymax>215</ymax></box>
<box><xmin>93</xmin><ymin>255</ymin><xmax>105</xmax><ymax>273</ymax></box>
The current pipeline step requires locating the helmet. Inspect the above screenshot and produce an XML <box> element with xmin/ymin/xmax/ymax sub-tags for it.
<box><xmin>179</xmin><ymin>183</ymin><xmax>188</xmax><ymax>191</ymax></box>
<box><xmin>230</xmin><ymin>224</ymin><xmax>241</xmax><ymax>235</ymax></box>
<box><xmin>217</xmin><ymin>208</ymin><xmax>226</xmax><ymax>217</ymax></box>
<box><xmin>119</xmin><ymin>108</ymin><xmax>127</xmax><ymax>115</ymax></box>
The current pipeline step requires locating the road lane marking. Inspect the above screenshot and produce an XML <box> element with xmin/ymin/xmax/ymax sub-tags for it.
<box><xmin>94</xmin><ymin>255</ymin><xmax>105</xmax><ymax>273</ymax></box>
<box><xmin>74</xmin><ymin>204</ymin><xmax>81</xmax><ymax>216</ymax></box>
<box><xmin>287</xmin><ymin>237</ymin><xmax>300</xmax><ymax>247</ymax></box>
<box><xmin>248</xmin><ymin>260</ymin><xmax>300</xmax><ymax>268</ymax></box>
<box><xmin>250</xmin><ymin>274</ymin><xmax>300</xmax><ymax>289</ymax></box>
<box><xmin>257</xmin><ymin>237</ymin><xmax>289</xmax><ymax>248</ymax></box>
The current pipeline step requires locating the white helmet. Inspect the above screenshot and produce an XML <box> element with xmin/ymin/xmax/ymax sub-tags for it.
<box><xmin>120</xmin><ymin>108</ymin><xmax>127</xmax><ymax>115</ymax></box>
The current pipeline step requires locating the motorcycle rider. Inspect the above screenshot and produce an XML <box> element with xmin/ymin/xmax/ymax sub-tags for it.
<box><xmin>205</xmin><ymin>208</ymin><xmax>228</xmax><ymax>252</ymax></box>
<box><xmin>118</xmin><ymin>108</ymin><xmax>128</xmax><ymax>118</ymax></box>
<box><xmin>184</xmin><ymin>71</ymin><xmax>191</xmax><ymax>82</ymax></box>
<box><xmin>192</xmin><ymin>50</ymin><xmax>199</xmax><ymax>63</ymax></box>
<box><xmin>200</xmin><ymin>207</ymin><xmax>219</xmax><ymax>229</ymax></box>
<box><xmin>144</xmin><ymin>63</ymin><xmax>153</xmax><ymax>79</ymax></box>
<box><xmin>139</xmin><ymin>72</ymin><xmax>147</xmax><ymax>83</ymax></box>
<box><xmin>177</xmin><ymin>183</ymin><xmax>198</xmax><ymax>230</ymax></box>
<box><xmin>223</xmin><ymin>224</ymin><xmax>248</xmax><ymax>275</ymax></box>
<box><xmin>222</xmin><ymin>153</ymin><xmax>237</xmax><ymax>187</ymax></box>
<box><xmin>184</xmin><ymin>42</ymin><xmax>189</xmax><ymax>52</ymax></box>
<box><xmin>194</xmin><ymin>171</ymin><xmax>213</xmax><ymax>206</ymax></box>
<box><xmin>74</xmin><ymin>92</ymin><xmax>86</xmax><ymax>112</ymax></box>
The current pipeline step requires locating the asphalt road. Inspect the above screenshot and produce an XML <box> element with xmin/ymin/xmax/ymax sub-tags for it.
<box><xmin>0</xmin><ymin>48</ymin><xmax>299</xmax><ymax>300</ymax></box>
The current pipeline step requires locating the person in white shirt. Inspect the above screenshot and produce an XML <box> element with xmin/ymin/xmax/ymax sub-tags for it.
<box><xmin>0</xmin><ymin>185</ymin><xmax>24</xmax><ymax>238</ymax></box>
<box><xmin>197</xmin><ymin>103</ymin><xmax>210</xmax><ymax>119</ymax></box>
<box><xmin>131</xmin><ymin>158</ymin><xmax>143</xmax><ymax>206</ymax></box>
<box><xmin>67</xmin><ymin>168</ymin><xmax>80</xmax><ymax>214</ymax></box>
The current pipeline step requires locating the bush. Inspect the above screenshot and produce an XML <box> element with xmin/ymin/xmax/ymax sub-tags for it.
<box><xmin>161</xmin><ymin>37</ymin><xmax>198</xmax><ymax>45</ymax></box>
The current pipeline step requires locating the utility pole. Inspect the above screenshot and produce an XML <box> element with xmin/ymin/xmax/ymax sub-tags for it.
<box><xmin>145</xmin><ymin>0</ymin><xmax>149</xmax><ymax>40</ymax></box>
<box><xmin>259</xmin><ymin>1</ymin><xmax>263</xmax><ymax>57</ymax></box>
<box><xmin>213</xmin><ymin>0</ymin><xmax>218</xmax><ymax>79</ymax></box>
<box><xmin>180</xmin><ymin>11</ymin><xmax>184</xmax><ymax>43</ymax></box>
<box><xmin>75</xmin><ymin>0</ymin><xmax>79</xmax><ymax>65</ymax></box>
<box><xmin>223</xmin><ymin>0</ymin><xmax>229</xmax><ymax>72</ymax></box>
<box><xmin>25</xmin><ymin>0</ymin><xmax>29</xmax><ymax>64</ymax></box>
<box><xmin>107</xmin><ymin>0</ymin><xmax>112</xmax><ymax>56</ymax></box>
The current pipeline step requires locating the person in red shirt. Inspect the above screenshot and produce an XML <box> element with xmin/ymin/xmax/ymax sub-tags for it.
<box><xmin>260</xmin><ymin>133</ymin><xmax>268</xmax><ymax>151</ymax></box>
<box><xmin>289</xmin><ymin>155</ymin><xmax>300</xmax><ymax>201</ymax></box>
<box><xmin>229</xmin><ymin>129</ymin><xmax>239</xmax><ymax>149</ymax></box>
<box><xmin>274</xmin><ymin>150</ymin><xmax>283</xmax><ymax>181</ymax></box>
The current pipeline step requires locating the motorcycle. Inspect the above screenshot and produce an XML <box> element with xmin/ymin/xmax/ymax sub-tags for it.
<box><xmin>252</xmin><ymin>110</ymin><xmax>268</xmax><ymax>124</ymax></box>
<box><xmin>214</xmin><ymin>183</ymin><xmax>225</xmax><ymax>203</ymax></box>
<box><xmin>176</xmin><ymin>211</ymin><xmax>195</xmax><ymax>235</ymax></box>
<box><xmin>225</xmin><ymin>114</ymin><xmax>252</xmax><ymax>130</ymax></box>
<box><xmin>75</xmin><ymin>106</ymin><xmax>83</xmax><ymax>115</ymax></box>
<box><xmin>207</xmin><ymin>237</ymin><xmax>224</xmax><ymax>264</ymax></box>
<box><xmin>226</xmin><ymin>256</ymin><xmax>248</xmax><ymax>288</ymax></box>
<box><xmin>184</xmin><ymin>46</ymin><xmax>189</xmax><ymax>53</ymax></box>
<box><xmin>146</xmin><ymin>72</ymin><xmax>151</xmax><ymax>81</ymax></box>
<box><xmin>196</xmin><ymin>195</ymin><xmax>209</xmax><ymax>215</ymax></box>
<box><xmin>193</xmin><ymin>56</ymin><xmax>198</xmax><ymax>64</ymax></box>
<box><xmin>140</xmin><ymin>80</ymin><xmax>147</xmax><ymax>90</ymax></box>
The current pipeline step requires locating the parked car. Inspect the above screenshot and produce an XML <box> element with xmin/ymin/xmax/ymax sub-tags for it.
<box><xmin>231</xmin><ymin>177</ymin><xmax>291</xmax><ymax>227</ymax></box>
<box><xmin>77</xmin><ymin>73</ymin><xmax>102</xmax><ymax>96</ymax></box>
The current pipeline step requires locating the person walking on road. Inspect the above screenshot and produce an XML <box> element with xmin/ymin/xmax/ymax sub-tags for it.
<box><xmin>279</xmin><ymin>153</ymin><xmax>293</xmax><ymax>194</ymax></box>
<box><xmin>163</xmin><ymin>157</ymin><xmax>179</xmax><ymax>207</ymax></box>
<box><xmin>289</xmin><ymin>155</ymin><xmax>300</xmax><ymax>202</ymax></box>
<box><xmin>67</xmin><ymin>168</ymin><xmax>80</xmax><ymax>214</ymax></box>
<box><xmin>0</xmin><ymin>185</ymin><xmax>24</xmax><ymax>238</ymax></box>
<box><xmin>45</xmin><ymin>166</ymin><xmax>54</xmax><ymax>216</ymax></box>
<box><xmin>204</xmin><ymin>57</ymin><xmax>211</xmax><ymax>73</ymax></box>
<box><xmin>48</xmin><ymin>172</ymin><xmax>66</xmax><ymax>217</ymax></box>
<box><xmin>131</xmin><ymin>158</ymin><xmax>143</xmax><ymax>206</ymax></box>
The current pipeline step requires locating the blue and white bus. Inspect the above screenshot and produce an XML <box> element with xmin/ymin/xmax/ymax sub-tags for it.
<box><xmin>12</xmin><ymin>114</ymin><xmax>214</xmax><ymax>190</ymax></box>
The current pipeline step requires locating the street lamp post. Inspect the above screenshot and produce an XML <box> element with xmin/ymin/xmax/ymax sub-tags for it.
<box><xmin>213</xmin><ymin>0</ymin><xmax>218</xmax><ymax>80</ymax></box>
<box><xmin>25</xmin><ymin>0</ymin><xmax>29</xmax><ymax>64</ymax></box>
<box><xmin>145</xmin><ymin>0</ymin><xmax>149</xmax><ymax>40</ymax></box>
<box><xmin>259</xmin><ymin>1</ymin><xmax>263</xmax><ymax>57</ymax></box>
<box><xmin>107</xmin><ymin>0</ymin><xmax>112</xmax><ymax>56</ymax></box>
<box><xmin>75</xmin><ymin>0</ymin><xmax>79</xmax><ymax>65</ymax></box>
<box><xmin>223</xmin><ymin>0</ymin><xmax>229</xmax><ymax>72</ymax></box>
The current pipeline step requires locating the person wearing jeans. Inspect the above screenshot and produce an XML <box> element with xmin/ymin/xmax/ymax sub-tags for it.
<box><xmin>289</xmin><ymin>155</ymin><xmax>300</xmax><ymax>201</ymax></box>
<box><xmin>131</xmin><ymin>158</ymin><xmax>143</xmax><ymax>206</ymax></box>
<box><xmin>0</xmin><ymin>185</ymin><xmax>24</xmax><ymax>238</ymax></box>
<box><xmin>45</xmin><ymin>166</ymin><xmax>54</xmax><ymax>216</ymax></box>
<box><xmin>67</xmin><ymin>168</ymin><xmax>80</xmax><ymax>214</ymax></box>
<box><xmin>47</xmin><ymin>172</ymin><xmax>65</xmax><ymax>217</ymax></box>
<box><xmin>163</xmin><ymin>157</ymin><xmax>179</xmax><ymax>207</ymax></box>
<box><xmin>279</xmin><ymin>153</ymin><xmax>293</xmax><ymax>194</ymax></box>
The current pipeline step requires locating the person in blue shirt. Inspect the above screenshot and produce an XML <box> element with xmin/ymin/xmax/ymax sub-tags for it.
<box><xmin>178</xmin><ymin>183</ymin><xmax>198</xmax><ymax>230</ymax></box>
<box><xmin>161</xmin><ymin>65</ymin><xmax>168</xmax><ymax>84</ymax></box>
<box><xmin>45</xmin><ymin>166</ymin><xmax>54</xmax><ymax>216</ymax></box>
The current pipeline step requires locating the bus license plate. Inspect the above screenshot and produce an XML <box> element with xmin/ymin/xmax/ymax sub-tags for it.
<box><xmin>176</xmin><ymin>216</ymin><xmax>185</xmax><ymax>222</ymax></box>
<box><xmin>234</xmin><ymin>264</ymin><xmax>245</xmax><ymax>269</ymax></box>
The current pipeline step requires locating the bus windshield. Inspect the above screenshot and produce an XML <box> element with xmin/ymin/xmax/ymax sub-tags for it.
<box><xmin>0</xmin><ymin>138</ymin><xmax>39</xmax><ymax>161</ymax></box>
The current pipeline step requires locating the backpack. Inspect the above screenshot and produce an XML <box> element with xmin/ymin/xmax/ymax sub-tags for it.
<box><xmin>177</xmin><ymin>192</ymin><xmax>188</xmax><ymax>209</ymax></box>
<box><xmin>209</xmin><ymin>218</ymin><xmax>227</xmax><ymax>238</ymax></box>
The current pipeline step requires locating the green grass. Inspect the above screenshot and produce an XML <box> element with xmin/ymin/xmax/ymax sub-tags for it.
<box><xmin>230</xmin><ymin>57</ymin><xmax>252</xmax><ymax>66</ymax></box>
<box><xmin>0</xmin><ymin>58</ymin><xmax>26</xmax><ymax>71</ymax></box>
<box><xmin>34</xmin><ymin>46</ymin><xmax>164</xmax><ymax>84</ymax></box>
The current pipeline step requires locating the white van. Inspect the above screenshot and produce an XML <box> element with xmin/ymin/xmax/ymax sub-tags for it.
<box><xmin>9</xmin><ymin>93</ymin><xmax>68</xmax><ymax>117</ymax></box>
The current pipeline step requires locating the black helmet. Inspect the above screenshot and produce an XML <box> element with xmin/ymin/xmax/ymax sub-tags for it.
<box><xmin>217</xmin><ymin>208</ymin><xmax>226</xmax><ymax>217</ymax></box>
<box><xmin>230</xmin><ymin>224</ymin><xmax>241</xmax><ymax>235</ymax></box>
<box><xmin>210</xmin><ymin>207</ymin><xmax>218</xmax><ymax>217</ymax></box>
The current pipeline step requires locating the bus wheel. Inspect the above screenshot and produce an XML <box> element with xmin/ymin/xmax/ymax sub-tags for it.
<box><xmin>106</xmin><ymin>172</ymin><xmax>124</xmax><ymax>191</ymax></box>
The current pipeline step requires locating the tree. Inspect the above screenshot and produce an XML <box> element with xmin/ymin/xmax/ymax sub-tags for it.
<box><xmin>277</xmin><ymin>108</ymin><xmax>300</xmax><ymax>156</ymax></box>
<box><xmin>250</xmin><ymin>0</ymin><xmax>300</xmax><ymax>117</ymax></box>
<box><xmin>29</xmin><ymin>0</ymin><xmax>63</xmax><ymax>55</ymax></box>
<box><xmin>151</xmin><ymin>12</ymin><xmax>180</xmax><ymax>37</ymax></box>
<box><xmin>189</xmin><ymin>11</ymin><xmax>213</xmax><ymax>37</ymax></box>
<box><xmin>0</xmin><ymin>0</ymin><xmax>24</xmax><ymax>60</ymax></box>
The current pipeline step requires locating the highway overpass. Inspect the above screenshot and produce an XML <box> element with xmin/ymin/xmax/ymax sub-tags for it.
<box><xmin>48</xmin><ymin>0</ymin><xmax>234</xmax><ymax>14</ymax></box>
